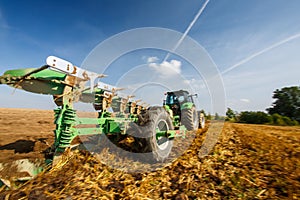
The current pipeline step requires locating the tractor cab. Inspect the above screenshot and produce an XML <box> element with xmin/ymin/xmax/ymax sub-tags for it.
<box><xmin>164</xmin><ymin>90</ymin><xmax>196</xmax><ymax>117</ymax></box>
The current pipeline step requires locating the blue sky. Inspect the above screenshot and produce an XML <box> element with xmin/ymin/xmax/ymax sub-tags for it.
<box><xmin>0</xmin><ymin>0</ymin><xmax>300</xmax><ymax>114</ymax></box>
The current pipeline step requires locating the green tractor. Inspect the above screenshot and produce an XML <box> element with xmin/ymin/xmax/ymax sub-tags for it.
<box><xmin>163</xmin><ymin>90</ymin><xmax>205</xmax><ymax>130</ymax></box>
<box><xmin>0</xmin><ymin>56</ymin><xmax>206</xmax><ymax>183</ymax></box>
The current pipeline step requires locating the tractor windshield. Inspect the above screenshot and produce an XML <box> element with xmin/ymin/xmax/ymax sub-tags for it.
<box><xmin>174</xmin><ymin>91</ymin><xmax>190</xmax><ymax>104</ymax></box>
<box><xmin>166</xmin><ymin>94</ymin><xmax>178</xmax><ymax>105</ymax></box>
<box><xmin>165</xmin><ymin>90</ymin><xmax>193</xmax><ymax>105</ymax></box>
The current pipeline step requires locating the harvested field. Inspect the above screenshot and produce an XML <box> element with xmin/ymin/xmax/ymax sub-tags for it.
<box><xmin>0</xmin><ymin>108</ymin><xmax>299</xmax><ymax>199</ymax></box>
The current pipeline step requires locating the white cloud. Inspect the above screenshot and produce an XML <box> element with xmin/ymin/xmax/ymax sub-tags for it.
<box><xmin>147</xmin><ymin>56</ymin><xmax>159</xmax><ymax>63</ymax></box>
<box><xmin>183</xmin><ymin>78</ymin><xmax>206</xmax><ymax>89</ymax></box>
<box><xmin>148</xmin><ymin>59</ymin><xmax>182</xmax><ymax>77</ymax></box>
<box><xmin>240</xmin><ymin>98</ymin><xmax>250</xmax><ymax>103</ymax></box>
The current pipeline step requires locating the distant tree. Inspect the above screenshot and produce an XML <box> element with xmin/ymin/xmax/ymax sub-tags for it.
<box><xmin>267</xmin><ymin>86</ymin><xmax>300</xmax><ymax>122</ymax></box>
<box><xmin>226</xmin><ymin>107</ymin><xmax>235</xmax><ymax>121</ymax></box>
<box><xmin>206</xmin><ymin>113</ymin><xmax>212</xmax><ymax>120</ymax></box>
<box><xmin>272</xmin><ymin>113</ymin><xmax>286</xmax><ymax>126</ymax></box>
<box><xmin>213</xmin><ymin>113</ymin><xmax>225</xmax><ymax>121</ymax></box>
<box><xmin>271</xmin><ymin>113</ymin><xmax>299</xmax><ymax>126</ymax></box>
<box><xmin>239</xmin><ymin>111</ymin><xmax>272</xmax><ymax>124</ymax></box>
<box><xmin>281</xmin><ymin>116</ymin><xmax>297</xmax><ymax>126</ymax></box>
<box><xmin>214</xmin><ymin>113</ymin><xmax>220</xmax><ymax>120</ymax></box>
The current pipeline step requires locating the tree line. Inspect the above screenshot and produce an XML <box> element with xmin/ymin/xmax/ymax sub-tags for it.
<box><xmin>225</xmin><ymin>86</ymin><xmax>300</xmax><ymax>126</ymax></box>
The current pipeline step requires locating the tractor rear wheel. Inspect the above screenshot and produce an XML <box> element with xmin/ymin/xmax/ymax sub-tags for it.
<box><xmin>146</xmin><ymin>107</ymin><xmax>174</xmax><ymax>162</ymax></box>
<box><xmin>109</xmin><ymin>107</ymin><xmax>174</xmax><ymax>162</ymax></box>
<box><xmin>181</xmin><ymin>106</ymin><xmax>199</xmax><ymax>131</ymax></box>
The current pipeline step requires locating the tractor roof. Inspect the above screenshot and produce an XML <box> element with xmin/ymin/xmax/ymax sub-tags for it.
<box><xmin>167</xmin><ymin>90</ymin><xmax>189</xmax><ymax>96</ymax></box>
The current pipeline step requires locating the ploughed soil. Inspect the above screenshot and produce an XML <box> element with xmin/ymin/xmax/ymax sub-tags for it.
<box><xmin>0</xmin><ymin>108</ymin><xmax>299</xmax><ymax>199</ymax></box>
<box><xmin>0</xmin><ymin>108</ymin><xmax>54</xmax><ymax>164</ymax></box>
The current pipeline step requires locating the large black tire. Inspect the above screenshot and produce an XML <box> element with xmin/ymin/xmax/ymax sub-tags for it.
<box><xmin>119</xmin><ymin>122</ymin><xmax>151</xmax><ymax>153</ymax></box>
<box><xmin>104</xmin><ymin>107</ymin><xmax>173</xmax><ymax>162</ymax></box>
<box><xmin>145</xmin><ymin>107</ymin><xmax>174</xmax><ymax>162</ymax></box>
<box><xmin>181</xmin><ymin>106</ymin><xmax>199</xmax><ymax>131</ymax></box>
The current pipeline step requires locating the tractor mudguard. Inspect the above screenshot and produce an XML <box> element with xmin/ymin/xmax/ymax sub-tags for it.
<box><xmin>180</xmin><ymin>102</ymin><xmax>194</xmax><ymax>110</ymax></box>
<box><xmin>163</xmin><ymin>105</ymin><xmax>172</xmax><ymax>114</ymax></box>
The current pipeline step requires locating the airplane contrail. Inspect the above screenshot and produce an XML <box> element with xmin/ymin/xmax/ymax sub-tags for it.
<box><xmin>164</xmin><ymin>0</ymin><xmax>210</xmax><ymax>61</ymax></box>
<box><xmin>222</xmin><ymin>33</ymin><xmax>300</xmax><ymax>75</ymax></box>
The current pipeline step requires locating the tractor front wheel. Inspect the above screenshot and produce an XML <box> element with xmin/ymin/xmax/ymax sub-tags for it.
<box><xmin>199</xmin><ymin>112</ymin><xmax>205</xmax><ymax>129</ymax></box>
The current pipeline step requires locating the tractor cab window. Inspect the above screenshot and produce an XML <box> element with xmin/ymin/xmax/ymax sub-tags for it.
<box><xmin>176</xmin><ymin>92</ymin><xmax>189</xmax><ymax>104</ymax></box>
<box><xmin>178</xmin><ymin>96</ymin><xmax>185</xmax><ymax>103</ymax></box>
<box><xmin>166</xmin><ymin>94</ymin><xmax>178</xmax><ymax>105</ymax></box>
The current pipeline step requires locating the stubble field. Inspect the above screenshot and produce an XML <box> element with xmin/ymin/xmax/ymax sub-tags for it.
<box><xmin>0</xmin><ymin>108</ymin><xmax>299</xmax><ymax>199</ymax></box>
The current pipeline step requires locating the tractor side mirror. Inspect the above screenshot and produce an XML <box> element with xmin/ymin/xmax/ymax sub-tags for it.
<box><xmin>188</xmin><ymin>94</ymin><xmax>198</xmax><ymax>98</ymax></box>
